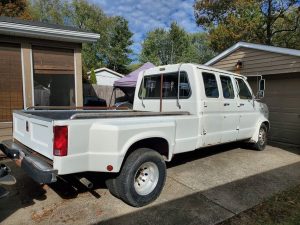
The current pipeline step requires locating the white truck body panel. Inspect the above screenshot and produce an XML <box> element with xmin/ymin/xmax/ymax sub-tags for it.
<box><xmin>11</xmin><ymin>63</ymin><xmax>269</xmax><ymax>175</ymax></box>
<box><xmin>13</xmin><ymin>113</ymin><xmax>54</xmax><ymax>159</ymax></box>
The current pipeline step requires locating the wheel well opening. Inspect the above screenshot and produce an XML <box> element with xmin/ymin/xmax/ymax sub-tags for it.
<box><xmin>263</xmin><ymin>121</ymin><xmax>270</xmax><ymax>131</ymax></box>
<box><xmin>126</xmin><ymin>137</ymin><xmax>169</xmax><ymax>160</ymax></box>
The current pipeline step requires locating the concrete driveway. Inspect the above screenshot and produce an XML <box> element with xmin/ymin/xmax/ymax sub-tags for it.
<box><xmin>1</xmin><ymin>144</ymin><xmax>300</xmax><ymax>225</ymax></box>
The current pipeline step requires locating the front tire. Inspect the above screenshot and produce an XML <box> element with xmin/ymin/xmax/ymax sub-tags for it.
<box><xmin>114</xmin><ymin>148</ymin><xmax>166</xmax><ymax>207</ymax></box>
<box><xmin>253</xmin><ymin>124</ymin><xmax>268</xmax><ymax>151</ymax></box>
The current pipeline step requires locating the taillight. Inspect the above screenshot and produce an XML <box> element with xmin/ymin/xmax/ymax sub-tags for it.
<box><xmin>53</xmin><ymin>126</ymin><xmax>68</xmax><ymax>156</ymax></box>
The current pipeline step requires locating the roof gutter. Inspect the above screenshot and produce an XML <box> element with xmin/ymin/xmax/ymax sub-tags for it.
<box><xmin>0</xmin><ymin>22</ymin><xmax>100</xmax><ymax>43</ymax></box>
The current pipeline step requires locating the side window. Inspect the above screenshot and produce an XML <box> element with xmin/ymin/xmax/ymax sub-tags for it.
<box><xmin>235</xmin><ymin>78</ymin><xmax>252</xmax><ymax>99</ymax></box>
<box><xmin>220</xmin><ymin>75</ymin><xmax>235</xmax><ymax>99</ymax></box>
<box><xmin>138</xmin><ymin>72</ymin><xmax>191</xmax><ymax>99</ymax></box>
<box><xmin>202</xmin><ymin>72</ymin><xmax>219</xmax><ymax>98</ymax></box>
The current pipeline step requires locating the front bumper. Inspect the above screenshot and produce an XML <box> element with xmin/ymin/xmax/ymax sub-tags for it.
<box><xmin>0</xmin><ymin>140</ymin><xmax>57</xmax><ymax>184</ymax></box>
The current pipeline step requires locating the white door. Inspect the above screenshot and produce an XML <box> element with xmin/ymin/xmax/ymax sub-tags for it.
<box><xmin>235</xmin><ymin>78</ymin><xmax>257</xmax><ymax>140</ymax></box>
<box><xmin>201</xmin><ymin>72</ymin><xmax>222</xmax><ymax>146</ymax></box>
<box><xmin>220</xmin><ymin>75</ymin><xmax>239</xmax><ymax>143</ymax></box>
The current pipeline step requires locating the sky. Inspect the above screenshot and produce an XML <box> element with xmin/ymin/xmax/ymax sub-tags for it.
<box><xmin>90</xmin><ymin>0</ymin><xmax>201</xmax><ymax>60</ymax></box>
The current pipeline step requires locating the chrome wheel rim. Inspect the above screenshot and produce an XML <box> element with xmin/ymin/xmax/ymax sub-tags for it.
<box><xmin>258</xmin><ymin>128</ymin><xmax>266</xmax><ymax>146</ymax></box>
<box><xmin>134</xmin><ymin>162</ymin><xmax>159</xmax><ymax>196</ymax></box>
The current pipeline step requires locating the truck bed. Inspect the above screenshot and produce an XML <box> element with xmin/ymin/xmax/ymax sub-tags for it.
<box><xmin>13</xmin><ymin>109</ymin><xmax>189</xmax><ymax>160</ymax></box>
<box><xmin>16</xmin><ymin>110</ymin><xmax>190</xmax><ymax>121</ymax></box>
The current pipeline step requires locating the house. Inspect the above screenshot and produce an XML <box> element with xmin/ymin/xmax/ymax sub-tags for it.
<box><xmin>205</xmin><ymin>42</ymin><xmax>300</xmax><ymax>146</ymax></box>
<box><xmin>0</xmin><ymin>16</ymin><xmax>99</xmax><ymax>140</ymax></box>
<box><xmin>88</xmin><ymin>67</ymin><xmax>124</xmax><ymax>86</ymax></box>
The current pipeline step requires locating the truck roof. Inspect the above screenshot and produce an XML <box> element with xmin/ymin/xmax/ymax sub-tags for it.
<box><xmin>145</xmin><ymin>63</ymin><xmax>246</xmax><ymax>79</ymax></box>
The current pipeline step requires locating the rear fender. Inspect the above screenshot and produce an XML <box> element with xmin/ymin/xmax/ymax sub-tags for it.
<box><xmin>120</xmin><ymin>131</ymin><xmax>175</xmax><ymax>162</ymax></box>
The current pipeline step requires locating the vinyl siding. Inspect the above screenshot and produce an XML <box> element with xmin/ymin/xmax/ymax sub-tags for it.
<box><xmin>213</xmin><ymin>47</ymin><xmax>300</xmax><ymax>75</ymax></box>
<box><xmin>0</xmin><ymin>122</ymin><xmax>12</xmax><ymax>141</ymax></box>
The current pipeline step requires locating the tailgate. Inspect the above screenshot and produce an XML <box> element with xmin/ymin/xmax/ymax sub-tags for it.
<box><xmin>13</xmin><ymin>112</ymin><xmax>54</xmax><ymax>160</ymax></box>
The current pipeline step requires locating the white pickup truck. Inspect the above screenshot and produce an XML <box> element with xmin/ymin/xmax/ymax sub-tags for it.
<box><xmin>0</xmin><ymin>63</ymin><xmax>269</xmax><ymax>207</ymax></box>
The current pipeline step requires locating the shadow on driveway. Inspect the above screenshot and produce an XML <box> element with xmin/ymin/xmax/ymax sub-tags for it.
<box><xmin>0</xmin><ymin>142</ymin><xmax>299</xmax><ymax>224</ymax></box>
<box><xmin>95</xmin><ymin>161</ymin><xmax>300</xmax><ymax>225</ymax></box>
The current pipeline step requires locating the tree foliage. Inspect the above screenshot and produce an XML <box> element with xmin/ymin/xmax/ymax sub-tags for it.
<box><xmin>140</xmin><ymin>22</ymin><xmax>214</xmax><ymax>65</ymax></box>
<box><xmin>89</xmin><ymin>68</ymin><xmax>97</xmax><ymax>84</ymax></box>
<box><xmin>29</xmin><ymin>0</ymin><xmax>64</xmax><ymax>24</ymax></box>
<box><xmin>194</xmin><ymin>0</ymin><xmax>300</xmax><ymax>52</ymax></box>
<box><xmin>0</xmin><ymin>0</ymin><xmax>31</xmax><ymax>19</ymax></box>
<box><xmin>28</xmin><ymin>0</ymin><xmax>133</xmax><ymax>74</ymax></box>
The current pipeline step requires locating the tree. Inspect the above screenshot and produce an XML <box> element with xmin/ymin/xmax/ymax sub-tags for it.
<box><xmin>194</xmin><ymin>0</ymin><xmax>300</xmax><ymax>52</ymax></box>
<box><xmin>104</xmin><ymin>16</ymin><xmax>133</xmax><ymax>74</ymax></box>
<box><xmin>140</xmin><ymin>22</ymin><xmax>214</xmax><ymax>65</ymax></box>
<box><xmin>187</xmin><ymin>33</ymin><xmax>216</xmax><ymax>64</ymax></box>
<box><xmin>140</xmin><ymin>28</ymin><xmax>170</xmax><ymax>65</ymax></box>
<box><xmin>29</xmin><ymin>0</ymin><xmax>133</xmax><ymax>74</ymax></box>
<box><xmin>0</xmin><ymin>0</ymin><xmax>31</xmax><ymax>19</ymax></box>
<box><xmin>63</xmin><ymin>0</ymin><xmax>133</xmax><ymax>74</ymax></box>
<box><xmin>140</xmin><ymin>22</ymin><xmax>191</xmax><ymax>65</ymax></box>
<box><xmin>89</xmin><ymin>68</ymin><xmax>97</xmax><ymax>84</ymax></box>
<box><xmin>29</xmin><ymin>0</ymin><xmax>64</xmax><ymax>24</ymax></box>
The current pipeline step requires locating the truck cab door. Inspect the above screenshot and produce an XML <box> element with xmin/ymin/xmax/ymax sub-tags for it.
<box><xmin>235</xmin><ymin>78</ymin><xmax>257</xmax><ymax>140</ymax></box>
<box><xmin>201</xmin><ymin>72</ymin><xmax>222</xmax><ymax>146</ymax></box>
<box><xmin>220</xmin><ymin>75</ymin><xmax>239</xmax><ymax>143</ymax></box>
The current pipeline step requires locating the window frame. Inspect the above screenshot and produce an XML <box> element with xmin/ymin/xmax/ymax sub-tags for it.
<box><xmin>202</xmin><ymin>72</ymin><xmax>220</xmax><ymax>98</ymax></box>
<box><xmin>235</xmin><ymin>77</ymin><xmax>253</xmax><ymax>100</ymax></box>
<box><xmin>220</xmin><ymin>75</ymin><xmax>236</xmax><ymax>99</ymax></box>
<box><xmin>138</xmin><ymin>71</ymin><xmax>192</xmax><ymax>100</ymax></box>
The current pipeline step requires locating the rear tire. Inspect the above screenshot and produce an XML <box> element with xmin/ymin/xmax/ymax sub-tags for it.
<box><xmin>114</xmin><ymin>148</ymin><xmax>166</xmax><ymax>207</ymax></box>
<box><xmin>105</xmin><ymin>176</ymin><xmax>119</xmax><ymax>198</ymax></box>
<box><xmin>253</xmin><ymin>124</ymin><xmax>268</xmax><ymax>151</ymax></box>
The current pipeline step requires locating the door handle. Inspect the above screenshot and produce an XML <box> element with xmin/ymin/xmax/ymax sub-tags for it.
<box><xmin>224</xmin><ymin>103</ymin><xmax>230</xmax><ymax>106</ymax></box>
<box><xmin>239</xmin><ymin>103</ymin><xmax>245</xmax><ymax>107</ymax></box>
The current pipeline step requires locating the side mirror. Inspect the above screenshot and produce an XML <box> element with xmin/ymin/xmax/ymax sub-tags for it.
<box><xmin>257</xmin><ymin>79</ymin><xmax>265</xmax><ymax>99</ymax></box>
<box><xmin>259</xmin><ymin>79</ymin><xmax>265</xmax><ymax>91</ymax></box>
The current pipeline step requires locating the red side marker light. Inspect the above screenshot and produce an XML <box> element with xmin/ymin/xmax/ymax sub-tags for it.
<box><xmin>107</xmin><ymin>165</ymin><xmax>113</xmax><ymax>171</ymax></box>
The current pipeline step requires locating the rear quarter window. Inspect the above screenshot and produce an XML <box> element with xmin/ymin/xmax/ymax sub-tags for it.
<box><xmin>138</xmin><ymin>72</ymin><xmax>191</xmax><ymax>99</ymax></box>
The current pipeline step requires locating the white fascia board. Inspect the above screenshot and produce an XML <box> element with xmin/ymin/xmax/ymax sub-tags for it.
<box><xmin>0</xmin><ymin>22</ymin><xmax>100</xmax><ymax>43</ymax></box>
<box><xmin>89</xmin><ymin>67</ymin><xmax>124</xmax><ymax>77</ymax></box>
<box><xmin>205</xmin><ymin>41</ymin><xmax>300</xmax><ymax>66</ymax></box>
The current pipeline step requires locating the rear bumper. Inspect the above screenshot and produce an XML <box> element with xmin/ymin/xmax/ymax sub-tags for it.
<box><xmin>0</xmin><ymin>140</ymin><xmax>57</xmax><ymax>184</ymax></box>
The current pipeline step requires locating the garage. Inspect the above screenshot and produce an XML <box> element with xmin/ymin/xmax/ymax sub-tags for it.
<box><xmin>0</xmin><ymin>16</ymin><xmax>99</xmax><ymax>141</ymax></box>
<box><xmin>205</xmin><ymin>42</ymin><xmax>300</xmax><ymax>146</ymax></box>
<box><xmin>0</xmin><ymin>43</ymin><xmax>23</xmax><ymax>122</ymax></box>
<box><xmin>254</xmin><ymin>74</ymin><xmax>300</xmax><ymax>145</ymax></box>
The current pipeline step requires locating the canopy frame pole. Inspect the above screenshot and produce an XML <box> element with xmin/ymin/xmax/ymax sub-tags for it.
<box><xmin>141</xmin><ymin>70</ymin><xmax>146</xmax><ymax>108</ymax></box>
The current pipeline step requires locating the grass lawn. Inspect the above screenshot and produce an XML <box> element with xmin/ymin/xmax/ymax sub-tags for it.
<box><xmin>219</xmin><ymin>185</ymin><xmax>300</xmax><ymax>225</ymax></box>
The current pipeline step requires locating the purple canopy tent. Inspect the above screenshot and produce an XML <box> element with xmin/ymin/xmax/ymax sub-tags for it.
<box><xmin>111</xmin><ymin>62</ymin><xmax>155</xmax><ymax>105</ymax></box>
<box><xmin>114</xmin><ymin>62</ymin><xmax>155</xmax><ymax>88</ymax></box>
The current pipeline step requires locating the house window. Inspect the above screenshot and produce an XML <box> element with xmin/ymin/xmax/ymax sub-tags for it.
<box><xmin>138</xmin><ymin>72</ymin><xmax>191</xmax><ymax>99</ymax></box>
<box><xmin>32</xmin><ymin>46</ymin><xmax>75</xmax><ymax>106</ymax></box>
